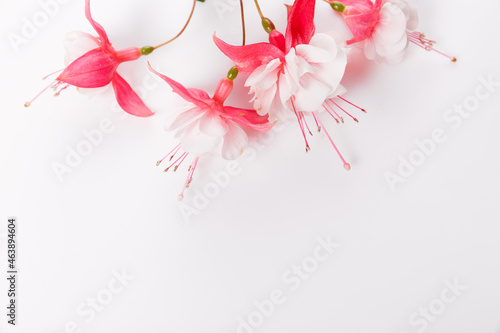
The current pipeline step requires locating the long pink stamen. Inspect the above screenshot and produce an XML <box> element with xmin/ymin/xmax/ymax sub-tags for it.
<box><xmin>54</xmin><ymin>84</ymin><xmax>70</xmax><ymax>96</ymax></box>
<box><xmin>312</xmin><ymin>112</ymin><xmax>350</xmax><ymax>171</ymax></box>
<box><xmin>291</xmin><ymin>98</ymin><xmax>311</xmax><ymax>152</ymax></box>
<box><xmin>324</xmin><ymin>102</ymin><xmax>343</xmax><ymax>123</ymax></box>
<box><xmin>179</xmin><ymin>157</ymin><xmax>199</xmax><ymax>201</ymax></box>
<box><xmin>408</xmin><ymin>32</ymin><xmax>456</xmax><ymax>62</ymax></box>
<box><xmin>156</xmin><ymin>143</ymin><xmax>181</xmax><ymax>166</ymax></box>
<box><xmin>329</xmin><ymin>100</ymin><xmax>358</xmax><ymax>123</ymax></box>
<box><xmin>337</xmin><ymin>95</ymin><xmax>366</xmax><ymax>112</ymax></box>
<box><xmin>300</xmin><ymin>111</ymin><xmax>313</xmax><ymax>136</ymax></box>
<box><xmin>313</xmin><ymin>113</ymin><xmax>321</xmax><ymax>132</ymax></box>
<box><xmin>24</xmin><ymin>80</ymin><xmax>57</xmax><ymax>107</ymax></box>
<box><xmin>42</xmin><ymin>69</ymin><xmax>64</xmax><ymax>80</ymax></box>
<box><xmin>164</xmin><ymin>152</ymin><xmax>188</xmax><ymax>172</ymax></box>
<box><xmin>173</xmin><ymin>152</ymin><xmax>189</xmax><ymax>172</ymax></box>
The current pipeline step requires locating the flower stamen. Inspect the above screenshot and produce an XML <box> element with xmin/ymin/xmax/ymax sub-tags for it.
<box><xmin>42</xmin><ymin>69</ymin><xmax>64</xmax><ymax>80</ymax></box>
<box><xmin>156</xmin><ymin>143</ymin><xmax>182</xmax><ymax>166</ymax></box>
<box><xmin>407</xmin><ymin>31</ymin><xmax>456</xmax><ymax>62</ymax></box>
<box><xmin>312</xmin><ymin>112</ymin><xmax>351</xmax><ymax>171</ymax></box>
<box><xmin>179</xmin><ymin>157</ymin><xmax>199</xmax><ymax>201</ymax></box>
<box><xmin>25</xmin><ymin>80</ymin><xmax>58</xmax><ymax>107</ymax></box>
<box><xmin>291</xmin><ymin>98</ymin><xmax>311</xmax><ymax>152</ymax></box>
<box><xmin>164</xmin><ymin>151</ymin><xmax>188</xmax><ymax>172</ymax></box>
<box><xmin>323</xmin><ymin>103</ymin><xmax>343</xmax><ymax>123</ymax></box>
<box><xmin>337</xmin><ymin>95</ymin><xmax>366</xmax><ymax>112</ymax></box>
<box><xmin>54</xmin><ymin>84</ymin><xmax>70</xmax><ymax>96</ymax></box>
<box><xmin>328</xmin><ymin>99</ymin><xmax>358</xmax><ymax>123</ymax></box>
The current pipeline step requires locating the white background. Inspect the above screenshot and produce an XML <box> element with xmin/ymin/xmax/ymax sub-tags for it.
<box><xmin>1</xmin><ymin>0</ymin><xmax>499</xmax><ymax>332</ymax></box>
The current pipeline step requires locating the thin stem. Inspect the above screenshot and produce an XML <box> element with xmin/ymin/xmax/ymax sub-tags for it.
<box><xmin>240</xmin><ymin>0</ymin><xmax>246</xmax><ymax>45</ymax></box>
<box><xmin>254</xmin><ymin>0</ymin><xmax>264</xmax><ymax>19</ymax></box>
<box><xmin>153</xmin><ymin>0</ymin><xmax>197</xmax><ymax>50</ymax></box>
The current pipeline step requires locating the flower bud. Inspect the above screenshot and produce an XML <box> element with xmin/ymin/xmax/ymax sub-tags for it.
<box><xmin>330</xmin><ymin>1</ymin><xmax>346</xmax><ymax>13</ymax></box>
<box><xmin>140</xmin><ymin>46</ymin><xmax>154</xmax><ymax>55</ymax></box>
<box><xmin>261</xmin><ymin>17</ymin><xmax>276</xmax><ymax>33</ymax></box>
<box><xmin>227</xmin><ymin>66</ymin><xmax>239</xmax><ymax>80</ymax></box>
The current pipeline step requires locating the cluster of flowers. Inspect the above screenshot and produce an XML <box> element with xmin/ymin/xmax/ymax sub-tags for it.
<box><xmin>27</xmin><ymin>0</ymin><xmax>455</xmax><ymax>200</ymax></box>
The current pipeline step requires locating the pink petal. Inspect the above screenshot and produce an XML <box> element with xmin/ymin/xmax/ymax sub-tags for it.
<box><xmin>285</xmin><ymin>0</ymin><xmax>316</xmax><ymax>50</ymax></box>
<box><xmin>269</xmin><ymin>30</ymin><xmax>286</xmax><ymax>52</ymax></box>
<box><xmin>111</xmin><ymin>73</ymin><xmax>154</xmax><ymax>117</ymax></box>
<box><xmin>85</xmin><ymin>0</ymin><xmax>111</xmax><ymax>51</ymax></box>
<box><xmin>213</xmin><ymin>34</ymin><xmax>284</xmax><ymax>75</ymax></box>
<box><xmin>342</xmin><ymin>0</ymin><xmax>375</xmax><ymax>14</ymax></box>
<box><xmin>148</xmin><ymin>63</ymin><xmax>209</xmax><ymax>108</ymax></box>
<box><xmin>187</xmin><ymin>88</ymin><xmax>210</xmax><ymax>101</ymax></box>
<box><xmin>347</xmin><ymin>12</ymin><xmax>381</xmax><ymax>43</ymax></box>
<box><xmin>57</xmin><ymin>48</ymin><xmax>118</xmax><ymax>88</ymax></box>
<box><xmin>223</xmin><ymin>106</ymin><xmax>274</xmax><ymax>132</ymax></box>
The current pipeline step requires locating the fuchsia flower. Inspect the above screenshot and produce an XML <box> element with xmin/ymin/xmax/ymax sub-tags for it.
<box><xmin>214</xmin><ymin>0</ymin><xmax>366</xmax><ymax>170</ymax></box>
<box><xmin>327</xmin><ymin>0</ymin><xmax>456</xmax><ymax>63</ymax></box>
<box><xmin>25</xmin><ymin>0</ymin><xmax>154</xmax><ymax>117</ymax></box>
<box><xmin>148</xmin><ymin>64</ymin><xmax>273</xmax><ymax>200</ymax></box>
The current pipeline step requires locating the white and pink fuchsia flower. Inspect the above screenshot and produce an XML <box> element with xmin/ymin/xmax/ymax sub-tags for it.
<box><xmin>148</xmin><ymin>64</ymin><xmax>274</xmax><ymax>200</ymax></box>
<box><xmin>214</xmin><ymin>0</ymin><xmax>366</xmax><ymax>171</ymax></box>
<box><xmin>26</xmin><ymin>0</ymin><xmax>154</xmax><ymax>117</ymax></box>
<box><xmin>326</xmin><ymin>0</ymin><xmax>456</xmax><ymax>63</ymax></box>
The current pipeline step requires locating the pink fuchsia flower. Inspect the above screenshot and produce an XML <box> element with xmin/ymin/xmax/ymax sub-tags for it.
<box><xmin>214</xmin><ymin>0</ymin><xmax>366</xmax><ymax>170</ymax></box>
<box><xmin>148</xmin><ymin>64</ymin><xmax>274</xmax><ymax>200</ymax></box>
<box><xmin>326</xmin><ymin>0</ymin><xmax>456</xmax><ymax>63</ymax></box>
<box><xmin>25</xmin><ymin>0</ymin><xmax>154</xmax><ymax>117</ymax></box>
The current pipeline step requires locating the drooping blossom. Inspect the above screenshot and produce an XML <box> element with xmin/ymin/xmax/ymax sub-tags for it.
<box><xmin>326</xmin><ymin>0</ymin><xmax>456</xmax><ymax>63</ymax></box>
<box><xmin>25</xmin><ymin>0</ymin><xmax>154</xmax><ymax>117</ymax></box>
<box><xmin>214</xmin><ymin>0</ymin><xmax>366</xmax><ymax>170</ymax></box>
<box><xmin>148</xmin><ymin>64</ymin><xmax>274</xmax><ymax>200</ymax></box>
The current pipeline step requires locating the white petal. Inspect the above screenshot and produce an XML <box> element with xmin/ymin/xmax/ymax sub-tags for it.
<box><xmin>245</xmin><ymin>58</ymin><xmax>281</xmax><ymax>89</ymax></box>
<box><xmin>310</xmin><ymin>45</ymin><xmax>347</xmax><ymax>94</ymax></box>
<box><xmin>331</xmin><ymin>84</ymin><xmax>347</xmax><ymax>98</ymax></box>
<box><xmin>295</xmin><ymin>43</ymin><xmax>334</xmax><ymax>64</ymax></box>
<box><xmin>293</xmin><ymin>75</ymin><xmax>332</xmax><ymax>112</ymax></box>
<box><xmin>221</xmin><ymin>122</ymin><xmax>249</xmax><ymax>160</ymax></box>
<box><xmin>180</xmin><ymin>122</ymin><xmax>221</xmax><ymax>155</ymax></box>
<box><xmin>390</xmin><ymin>0</ymin><xmax>419</xmax><ymax>30</ymax></box>
<box><xmin>308</xmin><ymin>33</ymin><xmax>340</xmax><ymax>59</ymax></box>
<box><xmin>364</xmin><ymin>39</ymin><xmax>377</xmax><ymax>60</ymax></box>
<box><xmin>253</xmin><ymin>83</ymin><xmax>277</xmax><ymax>116</ymax></box>
<box><xmin>198</xmin><ymin>111</ymin><xmax>229</xmax><ymax>137</ymax></box>
<box><xmin>165</xmin><ymin>107</ymin><xmax>203</xmax><ymax>132</ymax></box>
<box><xmin>369</xmin><ymin>3</ymin><xmax>409</xmax><ymax>62</ymax></box>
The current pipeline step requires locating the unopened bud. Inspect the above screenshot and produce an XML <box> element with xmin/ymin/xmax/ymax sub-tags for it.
<box><xmin>227</xmin><ymin>66</ymin><xmax>239</xmax><ymax>80</ymax></box>
<box><xmin>140</xmin><ymin>46</ymin><xmax>154</xmax><ymax>55</ymax></box>
<box><xmin>330</xmin><ymin>1</ymin><xmax>346</xmax><ymax>13</ymax></box>
<box><xmin>261</xmin><ymin>17</ymin><xmax>276</xmax><ymax>33</ymax></box>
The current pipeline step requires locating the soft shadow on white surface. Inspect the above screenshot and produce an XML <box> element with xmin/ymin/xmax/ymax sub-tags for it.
<box><xmin>0</xmin><ymin>0</ymin><xmax>499</xmax><ymax>332</ymax></box>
